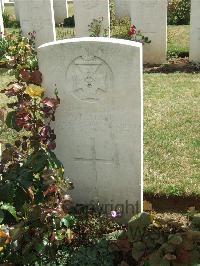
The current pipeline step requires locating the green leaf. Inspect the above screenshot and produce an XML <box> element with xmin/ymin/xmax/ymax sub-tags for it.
<box><xmin>25</xmin><ymin>150</ymin><xmax>47</xmax><ymax>173</ymax></box>
<box><xmin>55</xmin><ymin>230</ymin><xmax>65</xmax><ymax>240</ymax></box>
<box><xmin>48</xmin><ymin>150</ymin><xmax>64</xmax><ymax>169</ymax></box>
<box><xmin>5</xmin><ymin>111</ymin><xmax>20</xmax><ymax>131</ymax></box>
<box><xmin>18</xmin><ymin>167</ymin><xmax>33</xmax><ymax>189</ymax></box>
<box><xmin>132</xmin><ymin>241</ymin><xmax>146</xmax><ymax>261</ymax></box>
<box><xmin>0</xmin><ymin>182</ymin><xmax>15</xmax><ymax>203</ymax></box>
<box><xmin>128</xmin><ymin>213</ymin><xmax>152</xmax><ymax>242</ymax></box>
<box><xmin>14</xmin><ymin>185</ymin><xmax>30</xmax><ymax>209</ymax></box>
<box><xmin>35</xmin><ymin>243</ymin><xmax>45</xmax><ymax>253</ymax></box>
<box><xmin>61</xmin><ymin>215</ymin><xmax>76</xmax><ymax>228</ymax></box>
<box><xmin>105</xmin><ymin>230</ymin><xmax>126</xmax><ymax>241</ymax></box>
<box><xmin>0</xmin><ymin>203</ymin><xmax>18</xmax><ymax>220</ymax></box>
<box><xmin>0</xmin><ymin>210</ymin><xmax>4</xmax><ymax>223</ymax></box>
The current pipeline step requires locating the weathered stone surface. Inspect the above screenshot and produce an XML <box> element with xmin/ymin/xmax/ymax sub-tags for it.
<box><xmin>190</xmin><ymin>0</ymin><xmax>200</xmax><ymax>62</ymax></box>
<box><xmin>130</xmin><ymin>0</ymin><xmax>167</xmax><ymax>64</ymax></box>
<box><xmin>73</xmin><ymin>0</ymin><xmax>110</xmax><ymax>37</ymax></box>
<box><xmin>38</xmin><ymin>38</ymin><xmax>143</xmax><ymax>219</ymax></box>
<box><xmin>53</xmin><ymin>0</ymin><xmax>68</xmax><ymax>25</ymax></box>
<box><xmin>17</xmin><ymin>0</ymin><xmax>56</xmax><ymax>48</ymax></box>
<box><xmin>115</xmin><ymin>0</ymin><xmax>131</xmax><ymax>18</ymax></box>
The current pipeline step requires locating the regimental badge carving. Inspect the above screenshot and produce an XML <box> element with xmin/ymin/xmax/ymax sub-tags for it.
<box><xmin>66</xmin><ymin>54</ymin><xmax>112</xmax><ymax>102</ymax></box>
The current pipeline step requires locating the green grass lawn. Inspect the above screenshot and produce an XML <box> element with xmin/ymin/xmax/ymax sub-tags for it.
<box><xmin>0</xmin><ymin>69</ymin><xmax>199</xmax><ymax>197</ymax></box>
<box><xmin>144</xmin><ymin>73</ymin><xmax>200</xmax><ymax>197</ymax></box>
<box><xmin>167</xmin><ymin>25</ymin><xmax>190</xmax><ymax>57</ymax></box>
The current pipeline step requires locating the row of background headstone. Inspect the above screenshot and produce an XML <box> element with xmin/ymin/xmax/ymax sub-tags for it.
<box><xmin>115</xmin><ymin>0</ymin><xmax>200</xmax><ymax>63</ymax></box>
<box><xmin>12</xmin><ymin>0</ymin><xmax>167</xmax><ymax>64</ymax></box>
<box><xmin>14</xmin><ymin>0</ymin><xmax>68</xmax><ymax>25</ymax></box>
<box><xmin>0</xmin><ymin>0</ymin><xmax>200</xmax><ymax>63</ymax></box>
<box><xmin>72</xmin><ymin>0</ymin><xmax>167</xmax><ymax>64</ymax></box>
<box><xmin>1</xmin><ymin>0</ymin><xmax>199</xmax><ymax>63</ymax></box>
<box><xmin>189</xmin><ymin>0</ymin><xmax>200</xmax><ymax>62</ymax></box>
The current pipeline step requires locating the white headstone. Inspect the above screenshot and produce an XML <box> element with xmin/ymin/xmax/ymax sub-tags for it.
<box><xmin>130</xmin><ymin>0</ymin><xmax>167</xmax><ymax>64</ymax></box>
<box><xmin>115</xmin><ymin>0</ymin><xmax>131</xmax><ymax>18</ymax></box>
<box><xmin>53</xmin><ymin>0</ymin><xmax>68</xmax><ymax>25</ymax></box>
<box><xmin>0</xmin><ymin>0</ymin><xmax>4</xmax><ymax>13</ymax></box>
<box><xmin>14</xmin><ymin>0</ymin><xmax>20</xmax><ymax>21</ymax></box>
<box><xmin>17</xmin><ymin>0</ymin><xmax>56</xmax><ymax>48</ymax></box>
<box><xmin>74</xmin><ymin>0</ymin><xmax>110</xmax><ymax>37</ymax></box>
<box><xmin>0</xmin><ymin>0</ymin><xmax>4</xmax><ymax>37</ymax></box>
<box><xmin>38</xmin><ymin>38</ymin><xmax>143</xmax><ymax>219</ymax></box>
<box><xmin>190</xmin><ymin>0</ymin><xmax>200</xmax><ymax>62</ymax></box>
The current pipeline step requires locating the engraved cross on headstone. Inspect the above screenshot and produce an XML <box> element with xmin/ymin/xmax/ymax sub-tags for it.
<box><xmin>74</xmin><ymin>138</ymin><xmax>114</xmax><ymax>167</ymax></box>
<box><xmin>74</xmin><ymin>137</ymin><xmax>116</xmax><ymax>186</ymax></box>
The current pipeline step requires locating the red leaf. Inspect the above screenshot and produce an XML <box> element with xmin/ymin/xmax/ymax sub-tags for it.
<box><xmin>20</xmin><ymin>69</ymin><xmax>31</xmax><ymax>82</ymax></box>
<box><xmin>30</xmin><ymin>70</ymin><xmax>42</xmax><ymax>85</ymax></box>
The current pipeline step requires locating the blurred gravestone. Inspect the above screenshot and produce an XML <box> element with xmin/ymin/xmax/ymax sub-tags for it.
<box><xmin>73</xmin><ymin>0</ymin><xmax>110</xmax><ymax>37</ymax></box>
<box><xmin>130</xmin><ymin>0</ymin><xmax>167</xmax><ymax>64</ymax></box>
<box><xmin>0</xmin><ymin>0</ymin><xmax>4</xmax><ymax>36</ymax></box>
<box><xmin>53</xmin><ymin>0</ymin><xmax>68</xmax><ymax>25</ymax></box>
<box><xmin>14</xmin><ymin>0</ymin><xmax>19</xmax><ymax>21</ymax></box>
<box><xmin>0</xmin><ymin>0</ymin><xmax>4</xmax><ymax>13</ymax></box>
<box><xmin>190</xmin><ymin>0</ymin><xmax>200</xmax><ymax>62</ymax></box>
<box><xmin>17</xmin><ymin>0</ymin><xmax>56</xmax><ymax>48</ymax></box>
<box><xmin>115</xmin><ymin>0</ymin><xmax>131</xmax><ymax>18</ymax></box>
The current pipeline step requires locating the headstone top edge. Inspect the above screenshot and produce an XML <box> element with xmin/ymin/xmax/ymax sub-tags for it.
<box><xmin>37</xmin><ymin>37</ymin><xmax>143</xmax><ymax>50</ymax></box>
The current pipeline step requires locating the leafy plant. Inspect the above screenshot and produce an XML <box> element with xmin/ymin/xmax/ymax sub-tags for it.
<box><xmin>88</xmin><ymin>17</ymin><xmax>109</xmax><ymax>37</ymax></box>
<box><xmin>111</xmin><ymin>16</ymin><xmax>132</xmax><ymax>40</ymax></box>
<box><xmin>168</xmin><ymin>0</ymin><xmax>191</xmax><ymax>25</ymax></box>
<box><xmin>55</xmin><ymin>239</ymin><xmax>114</xmax><ymax>266</ymax></box>
<box><xmin>0</xmin><ymin>72</ymin><xmax>74</xmax><ymax>264</ymax></box>
<box><xmin>109</xmin><ymin>0</ymin><xmax>116</xmax><ymax>29</ymax></box>
<box><xmin>0</xmin><ymin>31</ymin><xmax>38</xmax><ymax>78</ymax></box>
<box><xmin>3</xmin><ymin>12</ymin><xmax>20</xmax><ymax>28</ymax></box>
<box><xmin>111</xmin><ymin>18</ymin><xmax>151</xmax><ymax>45</ymax></box>
<box><xmin>127</xmin><ymin>212</ymin><xmax>200</xmax><ymax>266</ymax></box>
<box><xmin>56</xmin><ymin>23</ymin><xmax>75</xmax><ymax>40</ymax></box>
<box><xmin>128</xmin><ymin>25</ymin><xmax>151</xmax><ymax>45</ymax></box>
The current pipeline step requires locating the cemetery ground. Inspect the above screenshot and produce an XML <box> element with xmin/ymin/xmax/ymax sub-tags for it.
<box><xmin>0</xmin><ymin>68</ymin><xmax>199</xmax><ymax>205</ymax></box>
<box><xmin>1</xmin><ymin>3</ymin><xmax>200</xmax><ymax>266</ymax></box>
<box><xmin>0</xmin><ymin>66</ymin><xmax>200</xmax><ymax>265</ymax></box>
<box><xmin>2</xmin><ymin>6</ymin><xmax>199</xmax><ymax>208</ymax></box>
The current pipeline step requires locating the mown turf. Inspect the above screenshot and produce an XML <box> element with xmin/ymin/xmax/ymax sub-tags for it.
<box><xmin>0</xmin><ymin>69</ymin><xmax>199</xmax><ymax>197</ymax></box>
<box><xmin>167</xmin><ymin>25</ymin><xmax>190</xmax><ymax>57</ymax></box>
<box><xmin>144</xmin><ymin>73</ymin><xmax>200</xmax><ymax>197</ymax></box>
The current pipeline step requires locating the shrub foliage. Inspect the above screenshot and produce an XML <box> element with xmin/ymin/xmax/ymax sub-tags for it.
<box><xmin>168</xmin><ymin>0</ymin><xmax>191</xmax><ymax>25</ymax></box>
